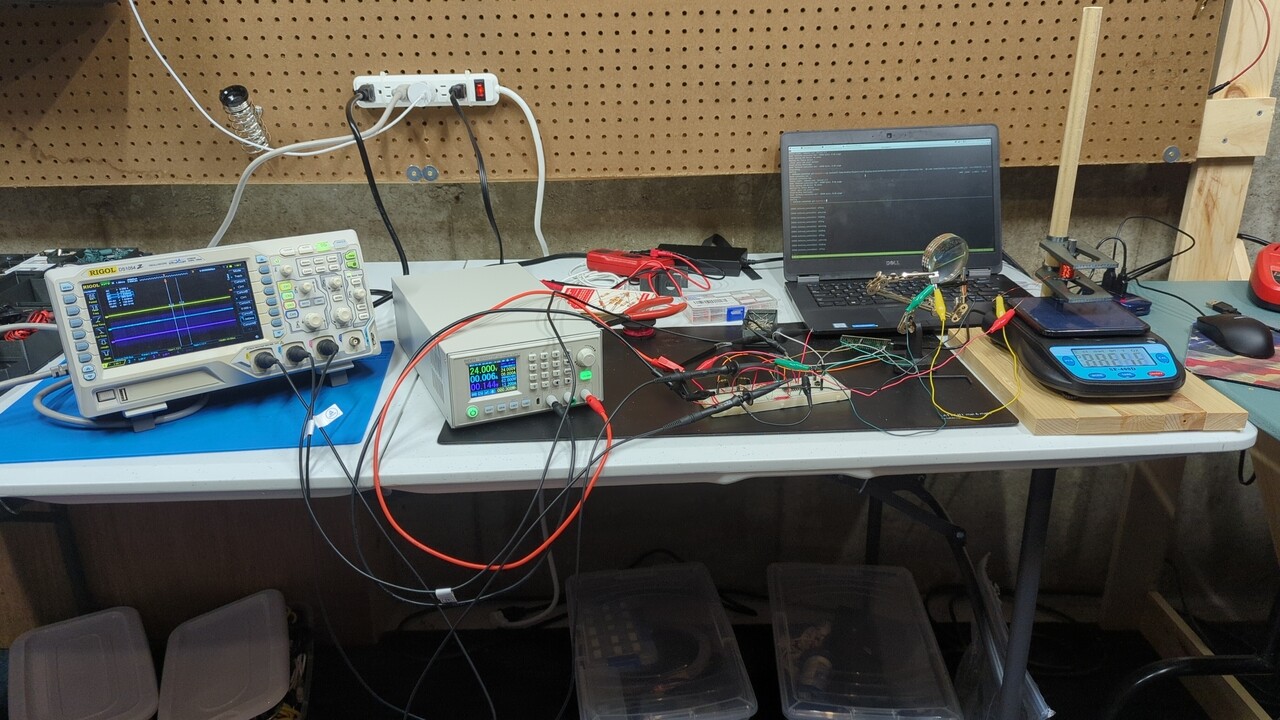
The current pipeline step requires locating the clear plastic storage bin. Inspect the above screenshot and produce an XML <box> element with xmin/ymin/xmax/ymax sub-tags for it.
<box><xmin>157</xmin><ymin>589</ymin><xmax>291</xmax><ymax>720</ymax></box>
<box><xmin>8</xmin><ymin>606</ymin><xmax>158</xmax><ymax>720</ymax></box>
<box><xmin>769</xmin><ymin>564</ymin><xmax>962</xmax><ymax>720</ymax></box>
<box><xmin>568</xmin><ymin>563</ymin><xmax>758</xmax><ymax>720</ymax></box>
<box><xmin>682</xmin><ymin>289</ymin><xmax>778</xmax><ymax>325</ymax></box>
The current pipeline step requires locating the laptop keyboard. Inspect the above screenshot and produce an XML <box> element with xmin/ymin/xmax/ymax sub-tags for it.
<box><xmin>805</xmin><ymin>275</ymin><xmax>1005</xmax><ymax>307</ymax></box>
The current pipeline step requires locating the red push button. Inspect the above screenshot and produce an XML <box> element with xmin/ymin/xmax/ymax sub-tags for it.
<box><xmin>1147</xmin><ymin>370</ymin><xmax>1166</xmax><ymax>377</ymax></box>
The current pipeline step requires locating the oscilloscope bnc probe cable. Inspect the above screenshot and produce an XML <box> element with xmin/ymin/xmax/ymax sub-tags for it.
<box><xmin>276</xmin><ymin>356</ymin><xmax>503</xmax><ymax>720</ymax></box>
<box><xmin>280</xmin><ymin>346</ymin><xmax>571</xmax><ymax>608</ymax></box>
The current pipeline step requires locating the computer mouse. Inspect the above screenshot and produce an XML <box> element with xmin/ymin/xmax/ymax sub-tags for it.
<box><xmin>1194</xmin><ymin>314</ymin><xmax>1276</xmax><ymax>359</ymax></box>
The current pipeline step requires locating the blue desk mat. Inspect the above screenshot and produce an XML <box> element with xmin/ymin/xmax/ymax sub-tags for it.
<box><xmin>0</xmin><ymin>342</ymin><xmax>394</xmax><ymax>464</ymax></box>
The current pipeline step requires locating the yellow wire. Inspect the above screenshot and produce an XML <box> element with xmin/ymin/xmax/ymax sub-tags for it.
<box><xmin>928</xmin><ymin>322</ymin><xmax>1022</xmax><ymax>421</ymax></box>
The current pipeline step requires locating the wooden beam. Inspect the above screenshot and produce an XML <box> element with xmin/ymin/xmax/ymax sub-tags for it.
<box><xmin>1171</xmin><ymin>0</ymin><xmax>1280</xmax><ymax>281</ymax></box>
<box><xmin>1197</xmin><ymin>97</ymin><xmax>1277</xmax><ymax>157</ymax></box>
<box><xmin>1047</xmin><ymin>6</ymin><xmax>1105</xmax><ymax>241</ymax></box>
<box><xmin>1140</xmin><ymin>591</ymin><xmax>1270</xmax><ymax>719</ymax></box>
<box><xmin>1173</xmin><ymin>160</ymin><xmax>1259</xmax><ymax>280</ymax></box>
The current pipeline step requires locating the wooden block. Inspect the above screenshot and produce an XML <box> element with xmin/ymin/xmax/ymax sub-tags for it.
<box><xmin>1197</xmin><ymin>97</ymin><xmax>1276</xmax><ymax>158</ymax></box>
<box><xmin>959</xmin><ymin>336</ymin><xmax>1247</xmax><ymax>435</ymax></box>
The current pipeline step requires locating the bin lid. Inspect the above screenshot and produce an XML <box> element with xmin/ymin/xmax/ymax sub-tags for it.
<box><xmin>158</xmin><ymin>589</ymin><xmax>290</xmax><ymax>720</ymax></box>
<box><xmin>9</xmin><ymin>606</ymin><xmax>158</xmax><ymax>720</ymax></box>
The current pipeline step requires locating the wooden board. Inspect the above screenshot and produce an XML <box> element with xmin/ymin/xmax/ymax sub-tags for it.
<box><xmin>960</xmin><ymin>335</ymin><xmax>1247</xmax><ymax>435</ymax></box>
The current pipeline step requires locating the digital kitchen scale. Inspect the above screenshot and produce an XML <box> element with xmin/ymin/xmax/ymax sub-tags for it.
<box><xmin>999</xmin><ymin>315</ymin><xmax>1185</xmax><ymax>399</ymax></box>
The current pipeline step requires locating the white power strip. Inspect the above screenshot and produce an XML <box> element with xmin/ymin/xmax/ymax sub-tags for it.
<box><xmin>352</xmin><ymin>71</ymin><xmax>500</xmax><ymax>109</ymax></box>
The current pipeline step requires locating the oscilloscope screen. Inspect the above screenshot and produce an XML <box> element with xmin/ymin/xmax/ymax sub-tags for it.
<box><xmin>82</xmin><ymin>262</ymin><xmax>263</xmax><ymax>370</ymax></box>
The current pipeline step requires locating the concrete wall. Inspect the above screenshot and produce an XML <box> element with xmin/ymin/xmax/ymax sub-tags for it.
<box><xmin>2</xmin><ymin>83</ymin><xmax>1277</xmax><ymax>624</ymax></box>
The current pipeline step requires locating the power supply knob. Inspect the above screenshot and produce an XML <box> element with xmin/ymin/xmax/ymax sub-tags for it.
<box><xmin>352</xmin><ymin>288</ymin><xmax>367</xmax><ymax>301</ymax></box>
<box><xmin>279</xmin><ymin>265</ymin><xmax>293</xmax><ymax>278</ymax></box>
<box><xmin>299</xmin><ymin>280</ymin><xmax>314</xmax><ymax>295</ymax></box>
<box><xmin>325</xmin><ymin>275</ymin><xmax>344</xmax><ymax>291</ymax></box>
<box><xmin>334</xmin><ymin>307</ymin><xmax>353</xmax><ymax>326</ymax></box>
<box><xmin>574</xmin><ymin>347</ymin><xmax>598</xmax><ymax>368</ymax></box>
<box><xmin>302</xmin><ymin>312</ymin><xmax>324</xmax><ymax>331</ymax></box>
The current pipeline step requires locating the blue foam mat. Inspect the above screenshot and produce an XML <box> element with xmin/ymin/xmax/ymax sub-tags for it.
<box><xmin>0</xmin><ymin>342</ymin><xmax>394</xmax><ymax>464</ymax></box>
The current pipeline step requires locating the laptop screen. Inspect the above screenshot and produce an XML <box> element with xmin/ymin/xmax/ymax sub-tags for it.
<box><xmin>781</xmin><ymin>124</ymin><xmax>1002</xmax><ymax>281</ymax></box>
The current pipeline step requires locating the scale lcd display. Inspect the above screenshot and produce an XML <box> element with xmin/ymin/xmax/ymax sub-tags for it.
<box><xmin>468</xmin><ymin>356</ymin><xmax>519</xmax><ymax>398</ymax></box>
<box><xmin>1071</xmin><ymin>346</ymin><xmax>1156</xmax><ymax>369</ymax></box>
<box><xmin>83</xmin><ymin>262</ymin><xmax>262</xmax><ymax>370</ymax></box>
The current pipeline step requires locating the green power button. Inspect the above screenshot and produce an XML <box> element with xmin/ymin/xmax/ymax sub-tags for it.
<box><xmin>579</xmin><ymin>369</ymin><xmax>593</xmax><ymax>381</ymax></box>
<box><xmin>466</xmin><ymin>406</ymin><xmax>479</xmax><ymax>418</ymax></box>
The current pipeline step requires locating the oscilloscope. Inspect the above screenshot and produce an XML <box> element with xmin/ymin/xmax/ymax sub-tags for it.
<box><xmin>44</xmin><ymin>230</ymin><xmax>379</xmax><ymax>420</ymax></box>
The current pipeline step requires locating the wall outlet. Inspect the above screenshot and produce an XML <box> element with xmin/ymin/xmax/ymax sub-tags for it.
<box><xmin>352</xmin><ymin>72</ymin><xmax>499</xmax><ymax>109</ymax></box>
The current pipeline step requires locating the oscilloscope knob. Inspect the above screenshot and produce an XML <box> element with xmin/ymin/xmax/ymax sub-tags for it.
<box><xmin>299</xmin><ymin>280</ymin><xmax>314</xmax><ymax>295</ymax></box>
<box><xmin>352</xmin><ymin>288</ymin><xmax>367</xmax><ymax>302</ymax></box>
<box><xmin>279</xmin><ymin>265</ymin><xmax>294</xmax><ymax>278</ymax></box>
<box><xmin>333</xmin><ymin>307</ymin><xmax>353</xmax><ymax>326</ymax></box>
<box><xmin>325</xmin><ymin>275</ymin><xmax>344</xmax><ymax>291</ymax></box>
<box><xmin>302</xmin><ymin>312</ymin><xmax>324</xmax><ymax>331</ymax></box>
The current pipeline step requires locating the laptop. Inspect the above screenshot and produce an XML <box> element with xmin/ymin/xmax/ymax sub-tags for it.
<box><xmin>781</xmin><ymin>124</ymin><xmax>1021</xmax><ymax>333</ymax></box>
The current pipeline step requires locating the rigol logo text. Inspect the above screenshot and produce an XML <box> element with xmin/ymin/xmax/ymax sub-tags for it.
<box><xmin>87</xmin><ymin>267</ymin><xmax>116</xmax><ymax>277</ymax></box>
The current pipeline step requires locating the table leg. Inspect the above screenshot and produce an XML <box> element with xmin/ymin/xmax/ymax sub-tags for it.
<box><xmin>997</xmin><ymin>467</ymin><xmax>1057</xmax><ymax>720</ymax></box>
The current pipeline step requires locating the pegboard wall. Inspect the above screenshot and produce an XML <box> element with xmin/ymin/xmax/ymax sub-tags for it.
<box><xmin>1</xmin><ymin>0</ymin><xmax>1220</xmax><ymax>187</ymax></box>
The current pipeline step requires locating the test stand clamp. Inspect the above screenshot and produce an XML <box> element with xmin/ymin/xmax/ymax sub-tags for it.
<box><xmin>391</xmin><ymin>264</ymin><xmax>604</xmax><ymax>428</ymax></box>
<box><xmin>44</xmin><ymin>230</ymin><xmax>379</xmax><ymax>422</ymax></box>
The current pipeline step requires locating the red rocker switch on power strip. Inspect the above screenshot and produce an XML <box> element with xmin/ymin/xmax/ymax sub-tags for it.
<box><xmin>585</xmin><ymin>249</ymin><xmax>675</xmax><ymax>275</ymax></box>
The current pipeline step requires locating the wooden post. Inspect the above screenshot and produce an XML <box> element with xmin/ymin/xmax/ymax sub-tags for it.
<box><xmin>1170</xmin><ymin>0</ymin><xmax>1280</xmax><ymax>281</ymax></box>
<box><xmin>1047</xmin><ymin>6</ymin><xmax>1105</xmax><ymax>243</ymax></box>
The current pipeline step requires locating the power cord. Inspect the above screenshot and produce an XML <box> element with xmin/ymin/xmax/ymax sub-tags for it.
<box><xmin>1098</xmin><ymin>216</ymin><xmax>1198</xmax><ymax>293</ymax></box>
<box><xmin>347</xmin><ymin>88</ymin><xmax>411</xmax><ymax>277</ymax></box>
<box><xmin>496</xmin><ymin>85</ymin><xmax>552</xmax><ymax>258</ymax></box>
<box><xmin>208</xmin><ymin>86</ymin><xmax>418</xmax><ymax>247</ymax></box>
<box><xmin>449</xmin><ymin>84</ymin><xmax>506</xmax><ymax>264</ymax></box>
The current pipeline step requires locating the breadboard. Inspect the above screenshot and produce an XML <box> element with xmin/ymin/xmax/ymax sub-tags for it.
<box><xmin>961</xmin><ymin>336</ymin><xmax>1247</xmax><ymax>435</ymax></box>
<box><xmin>695</xmin><ymin>376</ymin><xmax>849</xmax><ymax>416</ymax></box>
<box><xmin>1</xmin><ymin>0</ymin><xmax>1219</xmax><ymax>186</ymax></box>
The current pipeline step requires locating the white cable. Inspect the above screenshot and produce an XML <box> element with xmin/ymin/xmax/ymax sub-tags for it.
<box><xmin>33</xmin><ymin>377</ymin><xmax>208</xmax><ymax>429</ymax></box>
<box><xmin>0</xmin><ymin>323</ymin><xmax>58</xmax><ymax>334</ymax></box>
<box><xmin>561</xmin><ymin>265</ymin><xmax>625</xmax><ymax>289</ymax></box>
<box><xmin>129</xmin><ymin>0</ymin><xmax>436</xmax><ymax>162</ymax></box>
<box><xmin>208</xmin><ymin>87</ymin><xmax>424</xmax><ymax>248</ymax></box>
<box><xmin>0</xmin><ymin>365</ymin><xmax>66</xmax><ymax>395</ymax></box>
<box><xmin>493</xmin><ymin>493</ymin><xmax>561</xmax><ymax>629</ymax></box>
<box><xmin>288</xmin><ymin>86</ymin><xmax>431</xmax><ymax>158</ymax></box>
<box><xmin>497</xmin><ymin>86</ymin><xmax>550</xmax><ymax>258</ymax></box>
<box><xmin>125</xmin><ymin>0</ymin><xmax>271</xmax><ymax>153</ymax></box>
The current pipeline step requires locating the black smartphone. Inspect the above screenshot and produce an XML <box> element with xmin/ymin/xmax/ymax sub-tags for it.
<box><xmin>1012</xmin><ymin>296</ymin><xmax>1149</xmax><ymax>337</ymax></box>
